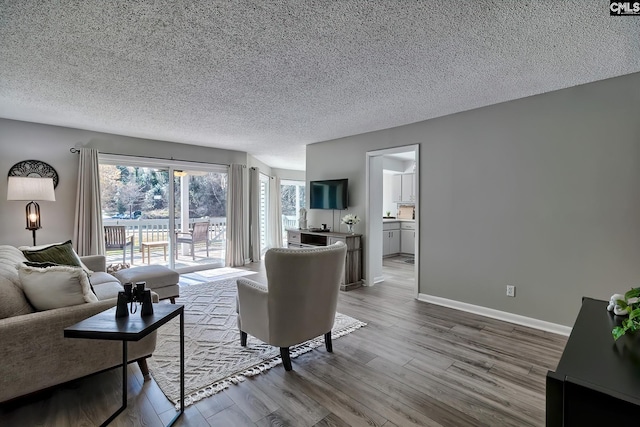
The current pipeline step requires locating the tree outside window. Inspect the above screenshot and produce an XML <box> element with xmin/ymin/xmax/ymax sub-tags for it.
<box><xmin>280</xmin><ymin>180</ymin><xmax>306</xmax><ymax>245</ymax></box>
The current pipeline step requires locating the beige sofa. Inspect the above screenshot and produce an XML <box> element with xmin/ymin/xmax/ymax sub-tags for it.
<box><xmin>0</xmin><ymin>245</ymin><xmax>157</xmax><ymax>403</ymax></box>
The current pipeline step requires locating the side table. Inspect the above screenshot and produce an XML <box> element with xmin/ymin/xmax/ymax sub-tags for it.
<box><xmin>64</xmin><ymin>304</ymin><xmax>184</xmax><ymax>427</ymax></box>
<box><xmin>141</xmin><ymin>240</ymin><xmax>169</xmax><ymax>264</ymax></box>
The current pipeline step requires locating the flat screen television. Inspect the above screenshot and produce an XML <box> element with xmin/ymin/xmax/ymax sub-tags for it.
<box><xmin>309</xmin><ymin>179</ymin><xmax>348</xmax><ymax>210</ymax></box>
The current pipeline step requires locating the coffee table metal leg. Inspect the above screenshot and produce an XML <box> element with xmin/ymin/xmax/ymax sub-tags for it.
<box><xmin>167</xmin><ymin>311</ymin><xmax>185</xmax><ymax>426</ymax></box>
<box><xmin>100</xmin><ymin>341</ymin><xmax>127</xmax><ymax>426</ymax></box>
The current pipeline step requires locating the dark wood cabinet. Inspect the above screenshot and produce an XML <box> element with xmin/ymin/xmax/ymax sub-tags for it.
<box><xmin>547</xmin><ymin>297</ymin><xmax>640</xmax><ymax>426</ymax></box>
<box><xmin>286</xmin><ymin>229</ymin><xmax>362</xmax><ymax>291</ymax></box>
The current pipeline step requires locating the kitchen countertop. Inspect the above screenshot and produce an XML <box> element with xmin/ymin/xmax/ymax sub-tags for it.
<box><xmin>383</xmin><ymin>218</ymin><xmax>414</xmax><ymax>223</ymax></box>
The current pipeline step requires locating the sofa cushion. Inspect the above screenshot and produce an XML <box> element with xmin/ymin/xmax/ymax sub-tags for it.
<box><xmin>89</xmin><ymin>272</ymin><xmax>124</xmax><ymax>300</ymax></box>
<box><xmin>20</xmin><ymin>240</ymin><xmax>92</xmax><ymax>274</ymax></box>
<box><xmin>18</xmin><ymin>263</ymin><xmax>99</xmax><ymax>311</ymax></box>
<box><xmin>0</xmin><ymin>245</ymin><xmax>28</xmax><ymax>287</ymax></box>
<box><xmin>0</xmin><ymin>276</ymin><xmax>34</xmax><ymax>319</ymax></box>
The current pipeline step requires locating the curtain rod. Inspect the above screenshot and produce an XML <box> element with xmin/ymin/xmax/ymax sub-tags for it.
<box><xmin>69</xmin><ymin>147</ymin><xmax>233</xmax><ymax>167</ymax></box>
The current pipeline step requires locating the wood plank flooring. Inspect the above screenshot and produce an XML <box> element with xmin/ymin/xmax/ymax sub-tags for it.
<box><xmin>0</xmin><ymin>256</ymin><xmax>567</xmax><ymax>426</ymax></box>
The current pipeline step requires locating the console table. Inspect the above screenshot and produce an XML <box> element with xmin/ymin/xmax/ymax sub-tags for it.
<box><xmin>287</xmin><ymin>229</ymin><xmax>362</xmax><ymax>291</ymax></box>
<box><xmin>546</xmin><ymin>297</ymin><xmax>640</xmax><ymax>426</ymax></box>
<box><xmin>65</xmin><ymin>304</ymin><xmax>184</xmax><ymax>427</ymax></box>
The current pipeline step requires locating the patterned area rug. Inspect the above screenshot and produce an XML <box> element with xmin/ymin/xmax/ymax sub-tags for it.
<box><xmin>147</xmin><ymin>279</ymin><xmax>366</xmax><ymax>408</ymax></box>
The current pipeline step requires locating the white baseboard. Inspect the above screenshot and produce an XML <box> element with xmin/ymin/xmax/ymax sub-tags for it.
<box><xmin>417</xmin><ymin>293</ymin><xmax>572</xmax><ymax>336</ymax></box>
<box><xmin>361</xmin><ymin>276</ymin><xmax>385</xmax><ymax>287</ymax></box>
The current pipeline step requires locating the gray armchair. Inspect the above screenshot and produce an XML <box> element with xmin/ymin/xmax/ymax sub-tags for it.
<box><xmin>236</xmin><ymin>242</ymin><xmax>347</xmax><ymax>371</ymax></box>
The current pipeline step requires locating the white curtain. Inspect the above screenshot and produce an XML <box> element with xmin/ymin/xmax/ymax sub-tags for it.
<box><xmin>73</xmin><ymin>148</ymin><xmax>104</xmax><ymax>255</ymax></box>
<box><xmin>225</xmin><ymin>164</ymin><xmax>245</xmax><ymax>267</ymax></box>
<box><xmin>268</xmin><ymin>176</ymin><xmax>282</xmax><ymax>248</ymax></box>
<box><xmin>249</xmin><ymin>167</ymin><xmax>261</xmax><ymax>262</ymax></box>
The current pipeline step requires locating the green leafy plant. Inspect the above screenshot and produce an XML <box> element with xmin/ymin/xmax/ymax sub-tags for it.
<box><xmin>612</xmin><ymin>287</ymin><xmax>640</xmax><ymax>340</ymax></box>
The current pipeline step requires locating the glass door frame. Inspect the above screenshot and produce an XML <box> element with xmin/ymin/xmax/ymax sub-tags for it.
<box><xmin>99</xmin><ymin>154</ymin><xmax>228</xmax><ymax>271</ymax></box>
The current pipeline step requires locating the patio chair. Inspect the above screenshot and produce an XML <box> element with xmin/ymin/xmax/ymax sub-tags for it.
<box><xmin>175</xmin><ymin>221</ymin><xmax>210</xmax><ymax>260</ymax></box>
<box><xmin>104</xmin><ymin>225</ymin><xmax>134</xmax><ymax>264</ymax></box>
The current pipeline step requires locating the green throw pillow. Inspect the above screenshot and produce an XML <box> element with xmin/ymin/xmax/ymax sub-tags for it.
<box><xmin>23</xmin><ymin>261</ymin><xmax>61</xmax><ymax>268</ymax></box>
<box><xmin>22</xmin><ymin>240</ymin><xmax>82</xmax><ymax>268</ymax></box>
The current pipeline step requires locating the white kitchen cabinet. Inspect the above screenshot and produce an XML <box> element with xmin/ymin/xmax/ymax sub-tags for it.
<box><xmin>382</xmin><ymin>230</ymin><xmax>400</xmax><ymax>256</ymax></box>
<box><xmin>400</xmin><ymin>222</ymin><xmax>415</xmax><ymax>255</ymax></box>
<box><xmin>401</xmin><ymin>173</ymin><xmax>415</xmax><ymax>202</ymax></box>
<box><xmin>382</xmin><ymin>222</ymin><xmax>400</xmax><ymax>256</ymax></box>
<box><xmin>392</xmin><ymin>173</ymin><xmax>415</xmax><ymax>203</ymax></box>
<box><xmin>391</xmin><ymin>174</ymin><xmax>402</xmax><ymax>203</ymax></box>
<box><xmin>400</xmin><ymin>230</ymin><xmax>415</xmax><ymax>254</ymax></box>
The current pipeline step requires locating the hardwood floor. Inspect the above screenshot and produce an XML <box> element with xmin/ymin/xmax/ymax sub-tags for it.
<box><xmin>0</xmin><ymin>257</ymin><xmax>566</xmax><ymax>426</ymax></box>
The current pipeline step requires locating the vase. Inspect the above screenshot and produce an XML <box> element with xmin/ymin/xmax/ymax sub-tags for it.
<box><xmin>347</xmin><ymin>224</ymin><xmax>354</xmax><ymax>234</ymax></box>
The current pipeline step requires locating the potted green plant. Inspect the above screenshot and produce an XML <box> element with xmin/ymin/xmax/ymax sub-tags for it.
<box><xmin>612</xmin><ymin>287</ymin><xmax>640</xmax><ymax>340</ymax></box>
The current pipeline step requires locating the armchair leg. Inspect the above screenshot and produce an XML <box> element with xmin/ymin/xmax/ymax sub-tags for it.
<box><xmin>130</xmin><ymin>244</ymin><xmax>134</xmax><ymax>265</ymax></box>
<box><xmin>280</xmin><ymin>347</ymin><xmax>292</xmax><ymax>371</ymax></box>
<box><xmin>324</xmin><ymin>332</ymin><xmax>333</xmax><ymax>352</ymax></box>
<box><xmin>240</xmin><ymin>331</ymin><xmax>247</xmax><ymax>346</ymax></box>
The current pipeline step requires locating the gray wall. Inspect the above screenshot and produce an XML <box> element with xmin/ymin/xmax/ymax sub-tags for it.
<box><xmin>247</xmin><ymin>155</ymin><xmax>272</xmax><ymax>176</ymax></box>
<box><xmin>272</xmin><ymin>168</ymin><xmax>305</xmax><ymax>181</ymax></box>
<box><xmin>306</xmin><ymin>72</ymin><xmax>640</xmax><ymax>326</ymax></box>
<box><xmin>0</xmin><ymin>119</ymin><xmax>246</xmax><ymax>247</ymax></box>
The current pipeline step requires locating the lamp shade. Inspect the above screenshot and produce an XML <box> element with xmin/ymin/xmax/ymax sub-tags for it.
<box><xmin>7</xmin><ymin>177</ymin><xmax>56</xmax><ymax>201</ymax></box>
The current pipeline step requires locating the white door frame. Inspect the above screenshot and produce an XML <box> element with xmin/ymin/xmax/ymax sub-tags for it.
<box><xmin>365</xmin><ymin>144</ymin><xmax>419</xmax><ymax>298</ymax></box>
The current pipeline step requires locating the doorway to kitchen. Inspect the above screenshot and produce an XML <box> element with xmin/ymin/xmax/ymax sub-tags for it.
<box><xmin>365</xmin><ymin>145</ymin><xmax>419</xmax><ymax>297</ymax></box>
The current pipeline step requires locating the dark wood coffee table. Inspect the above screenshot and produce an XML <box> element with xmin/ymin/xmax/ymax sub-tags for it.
<box><xmin>64</xmin><ymin>304</ymin><xmax>184</xmax><ymax>427</ymax></box>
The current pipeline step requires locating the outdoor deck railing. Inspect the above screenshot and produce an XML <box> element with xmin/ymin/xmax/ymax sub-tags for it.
<box><xmin>282</xmin><ymin>217</ymin><xmax>297</xmax><ymax>229</ymax></box>
<box><xmin>102</xmin><ymin>217</ymin><xmax>227</xmax><ymax>249</ymax></box>
<box><xmin>103</xmin><ymin>215</ymin><xmax>298</xmax><ymax>251</ymax></box>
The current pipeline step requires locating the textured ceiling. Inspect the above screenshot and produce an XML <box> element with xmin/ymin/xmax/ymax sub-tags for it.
<box><xmin>1</xmin><ymin>1</ymin><xmax>639</xmax><ymax>170</ymax></box>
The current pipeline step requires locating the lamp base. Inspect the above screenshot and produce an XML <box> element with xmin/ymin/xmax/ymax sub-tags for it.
<box><xmin>26</xmin><ymin>228</ymin><xmax>38</xmax><ymax>246</ymax></box>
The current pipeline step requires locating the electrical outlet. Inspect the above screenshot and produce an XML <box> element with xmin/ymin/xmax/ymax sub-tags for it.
<box><xmin>506</xmin><ymin>285</ymin><xmax>516</xmax><ymax>297</ymax></box>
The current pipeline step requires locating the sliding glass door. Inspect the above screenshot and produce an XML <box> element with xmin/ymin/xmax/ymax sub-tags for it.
<box><xmin>99</xmin><ymin>163</ymin><xmax>172</xmax><ymax>267</ymax></box>
<box><xmin>173</xmin><ymin>168</ymin><xmax>227</xmax><ymax>271</ymax></box>
<box><xmin>99</xmin><ymin>155</ymin><xmax>227</xmax><ymax>273</ymax></box>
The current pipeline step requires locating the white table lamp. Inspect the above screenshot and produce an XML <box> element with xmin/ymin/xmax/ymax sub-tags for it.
<box><xmin>7</xmin><ymin>176</ymin><xmax>56</xmax><ymax>245</ymax></box>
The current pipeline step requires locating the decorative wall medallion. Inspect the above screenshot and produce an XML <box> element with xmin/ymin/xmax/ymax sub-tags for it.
<box><xmin>7</xmin><ymin>160</ymin><xmax>59</xmax><ymax>188</ymax></box>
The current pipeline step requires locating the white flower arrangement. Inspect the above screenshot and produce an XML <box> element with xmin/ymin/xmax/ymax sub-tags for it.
<box><xmin>341</xmin><ymin>214</ymin><xmax>360</xmax><ymax>225</ymax></box>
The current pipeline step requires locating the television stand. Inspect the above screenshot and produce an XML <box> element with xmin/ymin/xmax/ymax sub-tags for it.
<box><xmin>286</xmin><ymin>229</ymin><xmax>362</xmax><ymax>291</ymax></box>
<box><xmin>546</xmin><ymin>297</ymin><xmax>640</xmax><ymax>425</ymax></box>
